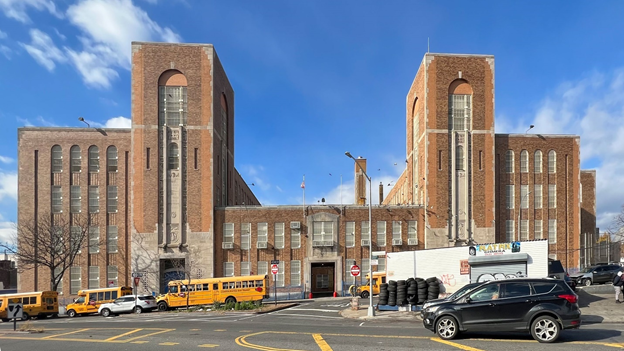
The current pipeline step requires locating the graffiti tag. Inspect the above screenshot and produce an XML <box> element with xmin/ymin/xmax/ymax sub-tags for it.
<box><xmin>476</xmin><ymin>271</ymin><xmax>526</xmax><ymax>283</ymax></box>
<box><xmin>440</xmin><ymin>273</ymin><xmax>456</xmax><ymax>287</ymax></box>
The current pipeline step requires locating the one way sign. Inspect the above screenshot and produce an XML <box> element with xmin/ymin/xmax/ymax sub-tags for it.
<box><xmin>8</xmin><ymin>302</ymin><xmax>23</xmax><ymax>320</ymax></box>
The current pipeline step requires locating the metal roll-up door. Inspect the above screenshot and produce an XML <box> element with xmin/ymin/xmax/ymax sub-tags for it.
<box><xmin>470</xmin><ymin>263</ymin><xmax>527</xmax><ymax>283</ymax></box>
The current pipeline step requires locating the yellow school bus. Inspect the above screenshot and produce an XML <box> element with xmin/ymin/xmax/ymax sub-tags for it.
<box><xmin>156</xmin><ymin>274</ymin><xmax>269</xmax><ymax>311</ymax></box>
<box><xmin>350</xmin><ymin>272</ymin><xmax>387</xmax><ymax>298</ymax></box>
<box><xmin>0</xmin><ymin>291</ymin><xmax>59</xmax><ymax>321</ymax></box>
<box><xmin>65</xmin><ymin>286</ymin><xmax>133</xmax><ymax>317</ymax></box>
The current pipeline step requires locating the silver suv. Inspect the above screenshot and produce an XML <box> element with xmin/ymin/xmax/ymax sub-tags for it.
<box><xmin>99</xmin><ymin>295</ymin><xmax>157</xmax><ymax>317</ymax></box>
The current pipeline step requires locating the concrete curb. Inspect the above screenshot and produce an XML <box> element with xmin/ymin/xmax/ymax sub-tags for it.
<box><xmin>254</xmin><ymin>303</ymin><xmax>299</xmax><ymax>314</ymax></box>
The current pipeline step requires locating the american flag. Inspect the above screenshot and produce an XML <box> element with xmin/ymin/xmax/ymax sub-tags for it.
<box><xmin>300</xmin><ymin>181</ymin><xmax>305</xmax><ymax>189</ymax></box>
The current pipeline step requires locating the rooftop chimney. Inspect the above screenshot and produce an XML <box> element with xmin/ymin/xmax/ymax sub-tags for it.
<box><xmin>354</xmin><ymin>157</ymin><xmax>367</xmax><ymax>205</ymax></box>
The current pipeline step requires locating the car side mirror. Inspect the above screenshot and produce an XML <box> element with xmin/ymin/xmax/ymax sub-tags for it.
<box><xmin>465</xmin><ymin>297</ymin><xmax>472</xmax><ymax>304</ymax></box>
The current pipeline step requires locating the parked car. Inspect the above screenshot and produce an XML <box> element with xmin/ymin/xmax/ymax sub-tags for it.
<box><xmin>421</xmin><ymin>278</ymin><xmax>581</xmax><ymax>343</ymax></box>
<box><xmin>421</xmin><ymin>282</ymin><xmax>484</xmax><ymax>316</ymax></box>
<box><xmin>548</xmin><ymin>259</ymin><xmax>576</xmax><ymax>291</ymax></box>
<box><xmin>98</xmin><ymin>295</ymin><xmax>157</xmax><ymax>317</ymax></box>
<box><xmin>571</xmin><ymin>264</ymin><xmax>622</xmax><ymax>287</ymax></box>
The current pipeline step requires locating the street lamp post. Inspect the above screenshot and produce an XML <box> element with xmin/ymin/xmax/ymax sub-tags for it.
<box><xmin>345</xmin><ymin>151</ymin><xmax>374</xmax><ymax>317</ymax></box>
<box><xmin>518</xmin><ymin>191</ymin><xmax>531</xmax><ymax>241</ymax></box>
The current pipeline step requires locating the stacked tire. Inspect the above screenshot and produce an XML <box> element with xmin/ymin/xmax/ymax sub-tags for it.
<box><xmin>427</xmin><ymin>277</ymin><xmax>440</xmax><ymax>300</ymax></box>
<box><xmin>417</xmin><ymin>278</ymin><xmax>428</xmax><ymax>304</ymax></box>
<box><xmin>396</xmin><ymin>280</ymin><xmax>407</xmax><ymax>305</ymax></box>
<box><xmin>387</xmin><ymin>280</ymin><xmax>397</xmax><ymax>306</ymax></box>
<box><xmin>378</xmin><ymin>283</ymin><xmax>389</xmax><ymax>305</ymax></box>
<box><xmin>406</xmin><ymin>278</ymin><xmax>418</xmax><ymax>304</ymax></box>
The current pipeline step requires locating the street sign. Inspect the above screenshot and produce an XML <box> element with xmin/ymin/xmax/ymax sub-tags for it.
<box><xmin>270</xmin><ymin>260</ymin><xmax>279</xmax><ymax>265</ymax></box>
<box><xmin>351</xmin><ymin>265</ymin><xmax>361</xmax><ymax>277</ymax></box>
<box><xmin>134</xmin><ymin>277</ymin><xmax>141</xmax><ymax>286</ymax></box>
<box><xmin>8</xmin><ymin>302</ymin><xmax>23</xmax><ymax>320</ymax></box>
<box><xmin>271</xmin><ymin>264</ymin><xmax>279</xmax><ymax>275</ymax></box>
<box><xmin>131</xmin><ymin>272</ymin><xmax>144</xmax><ymax>278</ymax></box>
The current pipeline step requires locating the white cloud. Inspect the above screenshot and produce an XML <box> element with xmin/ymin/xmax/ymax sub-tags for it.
<box><xmin>0</xmin><ymin>0</ymin><xmax>62</xmax><ymax>23</ymax></box>
<box><xmin>103</xmin><ymin>116</ymin><xmax>131</xmax><ymax>128</ymax></box>
<box><xmin>0</xmin><ymin>45</ymin><xmax>10</xmax><ymax>59</ymax></box>
<box><xmin>319</xmin><ymin>174</ymin><xmax>398</xmax><ymax>206</ymax></box>
<box><xmin>65</xmin><ymin>48</ymin><xmax>119</xmax><ymax>89</ymax></box>
<box><xmin>0</xmin><ymin>156</ymin><xmax>13</xmax><ymax>164</ymax></box>
<box><xmin>53</xmin><ymin>28</ymin><xmax>66</xmax><ymax>41</ymax></box>
<box><xmin>0</xmin><ymin>29</ymin><xmax>6</xmax><ymax>39</ymax></box>
<box><xmin>0</xmin><ymin>217</ymin><xmax>15</xmax><ymax>246</ymax></box>
<box><xmin>19</xmin><ymin>29</ymin><xmax>66</xmax><ymax>71</ymax></box>
<box><xmin>0</xmin><ymin>172</ymin><xmax>17</xmax><ymax>202</ymax></box>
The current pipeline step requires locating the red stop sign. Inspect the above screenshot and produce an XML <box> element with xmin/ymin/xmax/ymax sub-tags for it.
<box><xmin>271</xmin><ymin>264</ymin><xmax>279</xmax><ymax>275</ymax></box>
<box><xmin>351</xmin><ymin>265</ymin><xmax>360</xmax><ymax>277</ymax></box>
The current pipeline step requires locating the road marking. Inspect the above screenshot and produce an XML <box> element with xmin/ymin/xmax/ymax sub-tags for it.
<box><xmin>190</xmin><ymin>329</ymin><xmax>201</xmax><ymax>331</ymax></box>
<box><xmin>105</xmin><ymin>328</ymin><xmax>143</xmax><ymax>341</ymax></box>
<box><xmin>123</xmin><ymin>328</ymin><xmax>175</xmax><ymax>343</ymax></box>
<box><xmin>431</xmin><ymin>337</ymin><xmax>485</xmax><ymax>351</ymax></box>
<box><xmin>130</xmin><ymin>341</ymin><xmax>149</xmax><ymax>344</ymax></box>
<box><xmin>359</xmin><ymin>322</ymin><xmax>365</xmax><ymax>327</ymax></box>
<box><xmin>159</xmin><ymin>342</ymin><xmax>179</xmax><ymax>345</ymax></box>
<box><xmin>274</xmin><ymin>314</ymin><xmax>342</xmax><ymax>319</ymax></box>
<box><xmin>41</xmin><ymin>328</ymin><xmax>90</xmax><ymax>339</ymax></box>
<box><xmin>312</xmin><ymin>334</ymin><xmax>333</xmax><ymax>351</ymax></box>
<box><xmin>290</xmin><ymin>309</ymin><xmax>338</xmax><ymax>312</ymax></box>
<box><xmin>214</xmin><ymin>329</ymin><xmax>226</xmax><ymax>331</ymax></box>
<box><xmin>236</xmin><ymin>331</ymin><xmax>306</xmax><ymax>351</ymax></box>
<box><xmin>198</xmin><ymin>344</ymin><xmax>219</xmax><ymax>348</ymax></box>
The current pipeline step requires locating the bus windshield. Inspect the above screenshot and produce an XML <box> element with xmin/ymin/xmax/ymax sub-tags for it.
<box><xmin>74</xmin><ymin>296</ymin><xmax>85</xmax><ymax>304</ymax></box>
<box><xmin>169</xmin><ymin>286</ymin><xmax>178</xmax><ymax>293</ymax></box>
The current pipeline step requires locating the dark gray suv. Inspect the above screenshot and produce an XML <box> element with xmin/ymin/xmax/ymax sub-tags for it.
<box><xmin>571</xmin><ymin>264</ymin><xmax>622</xmax><ymax>286</ymax></box>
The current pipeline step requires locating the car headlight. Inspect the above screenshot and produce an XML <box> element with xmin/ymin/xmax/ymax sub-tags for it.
<box><xmin>425</xmin><ymin>306</ymin><xmax>440</xmax><ymax>314</ymax></box>
<box><xmin>422</xmin><ymin>303</ymin><xmax>430</xmax><ymax>309</ymax></box>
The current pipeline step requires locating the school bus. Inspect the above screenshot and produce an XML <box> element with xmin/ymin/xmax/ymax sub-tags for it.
<box><xmin>156</xmin><ymin>274</ymin><xmax>269</xmax><ymax>311</ymax></box>
<box><xmin>0</xmin><ymin>291</ymin><xmax>59</xmax><ymax>321</ymax></box>
<box><xmin>65</xmin><ymin>286</ymin><xmax>133</xmax><ymax>317</ymax></box>
<box><xmin>350</xmin><ymin>272</ymin><xmax>387</xmax><ymax>298</ymax></box>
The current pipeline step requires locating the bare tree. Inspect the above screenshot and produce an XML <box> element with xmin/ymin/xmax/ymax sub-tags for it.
<box><xmin>169</xmin><ymin>246</ymin><xmax>204</xmax><ymax>310</ymax></box>
<box><xmin>1</xmin><ymin>212</ymin><xmax>90</xmax><ymax>292</ymax></box>
<box><xmin>130</xmin><ymin>232</ymin><xmax>161</xmax><ymax>295</ymax></box>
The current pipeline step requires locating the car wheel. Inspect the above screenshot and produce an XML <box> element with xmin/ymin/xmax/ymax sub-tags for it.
<box><xmin>435</xmin><ymin>316</ymin><xmax>459</xmax><ymax>340</ymax></box>
<box><xmin>583</xmin><ymin>279</ymin><xmax>592</xmax><ymax>287</ymax></box>
<box><xmin>67</xmin><ymin>309</ymin><xmax>77</xmax><ymax>318</ymax></box>
<box><xmin>133</xmin><ymin>306</ymin><xmax>143</xmax><ymax>314</ymax></box>
<box><xmin>360</xmin><ymin>291</ymin><xmax>370</xmax><ymax>299</ymax></box>
<box><xmin>100</xmin><ymin>308</ymin><xmax>111</xmax><ymax>317</ymax></box>
<box><xmin>531</xmin><ymin>315</ymin><xmax>560</xmax><ymax>343</ymax></box>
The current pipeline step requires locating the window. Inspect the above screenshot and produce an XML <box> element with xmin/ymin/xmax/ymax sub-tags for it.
<box><xmin>194</xmin><ymin>148</ymin><xmax>198</xmax><ymax>170</ymax></box>
<box><xmin>520</xmin><ymin>220</ymin><xmax>528</xmax><ymax>241</ymax></box>
<box><xmin>159</xmin><ymin>86</ymin><xmax>188</xmax><ymax>126</ymax></box>
<box><xmin>520</xmin><ymin>185</ymin><xmax>529</xmax><ymax>209</ymax></box>
<box><xmin>89</xmin><ymin>266</ymin><xmax>99</xmax><ymax>289</ymax></box>
<box><xmin>107</xmin><ymin>146</ymin><xmax>118</xmax><ymax>172</ymax></box>
<box><xmin>312</xmin><ymin>221</ymin><xmax>333</xmax><ymax>245</ymax></box>
<box><xmin>377</xmin><ymin>257</ymin><xmax>386</xmax><ymax>272</ymax></box>
<box><xmin>70</xmin><ymin>185</ymin><xmax>81</xmax><ymax>213</ymax></box>
<box><xmin>107</xmin><ymin>267</ymin><xmax>118</xmax><ymax>288</ymax></box>
<box><xmin>241</xmin><ymin>262</ymin><xmax>250</xmax><ymax>276</ymax></box>
<box><xmin>275</xmin><ymin>223</ymin><xmax>285</xmax><ymax>249</ymax></box>
<box><xmin>146</xmin><ymin>147</ymin><xmax>150</xmax><ymax>169</ymax></box>
<box><xmin>89</xmin><ymin>146</ymin><xmax>99</xmax><ymax>173</ymax></box>
<box><xmin>479</xmin><ymin>150</ymin><xmax>483</xmax><ymax>170</ymax></box>
<box><xmin>506</xmin><ymin>220</ymin><xmax>515</xmax><ymax>242</ymax></box>
<box><xmin>548</xmin><ymin>219</ymin><xmax>557</xmax><ymax>243</ymax></box>
<box><xmin>89</xmin><ymin>186</ymin><xmax>99</xmax><ymax>213</ymax></box>
<box><xmin>257</xmin><ymin>261</ymin><xmax>268</xmax><ymax>276</ymax></box>
<box><xmin>168</xmin><ymin>143</ymin><xmax>179</xmax><ymax>170</ymax></box>
<box><xmin>520</xmin><ymin>150</ymin><xmax>528</xmax><ymax>173</ymax></box>
<box><xmin>52</xmin><ymin>226</ymin><xmax>63</xmax><ymax>254</ymax></box>
<box><xmin>534</xmin><ymin>150</ymin><xmax>542</xmax><ymax>173</ymax></box>
<box><xmin>107</xmin><ymin>226</ymin><xmax>118</xmax><ymax>253</ymax></box>
<box><xmin>89</xmin><ymin>226</ymin><xmax>99</xmax><ymax>254</ymax></box>
<box><xmin>107</xmin><ymin>186</ymin><xmax>118</xmax><ymax>213</ymax></box>
<box><xmin>505</xmin><ymin>150</ymin><xmax>514</xmax><ymax>173</ymax></box>
<box><xmin>345</xmin><ymin>258</ymin><xmax>355</xmax><ymax>285</ymax></box>
<box><xmin>548</xmin><ymin>150</ymin><xmax>556</xmax><ymax>174</ymax></box>
<box><xmin>52</xmin><ymin>185</ymin><xmax>62</xmax><ymax>213</ymax></box>
<box><xmin>346</xmin><ymin>222</ymin><xmax>355</xmax><ymax>247</ymax></box>
<box><xmin>70</xmin><ymin>146</ymin><xmax>81</xmax><ymax>173</ymax></box>
<box><xmin>241</xmin><ymin>223</ymin><xmax>250</xmax><ymax>250</ymax></box>
<box><xmin>438</xmin><ymin>150</ymin><xmax>443</xmax><ymax>170</ymax></box>
<box><xmin>223</xmin><ymin>223</ymin><xmax>234</xmax><ymax>245</ymax></box>
<box><xmin>534</xmin><ymin>184</ymin><xmax>543</xmax><ymax>209</ymax></box>
<box><xmin>532</xmin><ymin>282</ymin><xmax>557</xmax><ymax>294</ymax></box>
<box><xmin>54</xmin><ymin>267</ymin><xmax>63</xmax><ymax>295</ymax></box>
<box><xmin>407</xmin><ymin>221</ymin><xmax>417</xmax><ymax>245</ymax></box>
<box><xmin>376</xmin><ymin>221</ymin><xmax>386</xmax><ymax>246</ymax></box>
<box><xmin>469</xmin><ymin>284</ymin><xmax>500</xmax><ymax>302</ymax></box>
<box><xmin>276</xmin><ymin>262</ymin><xmax>285</xmax><ymax>287</ymax></box>
<box><xmin>534</xmin><ymin>220</ymin><xmax>543</xmax><ymax>239</ymax></box>
<box><xmin>502</xmin><ymin>282</ymin><xmax>531</xmax><ymax>298</ymax></box>
<box><xmin>52</xmin><ymin>145</ymin><xmax>62</xmax><ymax>173</ymax></box>
<box><xmin>549</xmin><ymin>184</ymin><xmax>557</xmax><ymax>208</ymax></box>
<box><xmin>291</xmin><ymin>226</ymin><xmax>301</xmax><ymax>249</ymax></box>
<box><xmin>456</xmin><ymin>146</ymin><xmax>464</xmax><ymax>170</ymax></box>
<box><xmin>70</xmin><ymin>226</ymin><xmax>81</xmax><ymax>253</ymax></box>
<box><xmin>224</xmin><ymin>262</ymin><xmax>234</xmax><ymax>277</ymax></box>
<box><xmin>392</xmin><ymin>221</ymin><xmax>402</xmax><ymax>244</ymax></box>
<box><xmin>70</xmin><ymin>267</ymin><xmax>81</xmax><ymax>294</ymax></box>
<box><xmin>506</xmin><ymin>185</ymin><xmax>514</xmax><ymax>209</ymax></box>
<box><xmin>449</xmin><ymin>94</ymin><xmax>471</xmax><ymax>130</ymax></box>
<box><xmin>291</xmin><ymin>260</ymin><xmax>301</xmax><ymax>286</ymax></box>
<box><xmin>361</xmin><ymin>221</ymin><xmax>370</xmax><ymax>241</ymax></box>
<box><xmin>257</xmin><ymin>223</ymin><xmax>268</xmax><ymax>246</ymax></box>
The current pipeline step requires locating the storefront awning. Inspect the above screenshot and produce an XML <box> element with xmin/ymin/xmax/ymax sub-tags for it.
<box><xmin>468</xmin><ymin>253</ymin><xmax>529</xmax><ymax>266</ymax></box>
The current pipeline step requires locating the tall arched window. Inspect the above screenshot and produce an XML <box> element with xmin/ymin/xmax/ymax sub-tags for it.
<box><xmin>456</xmin><ymin>146</ymin><xmax>464</xmax><ymax>170</ymax></box>
<box><xmin>448</xmin><ymin>79</ymin><xmax>473</xmax><ymax>131</ymax></box>
<box><xmin>107</xmin><ymin>146</ymin><xmax>118</xmax><ymax>172</ymax></box>
<box><xmin>534</xmin><ymin>150</ymin><xmax>542</xmax><ymax>174</ymax></box>
<box><xmin>159</xmin><ymin>70</ymin><xmax>188</xmax><ymax>126</ymax></box>
<box><xmin>70</xmin><ymin>145</ymin><xmax>81</xmax><ymax>173</ymax></box>
<box><xmin>505</xmin><ymin>150</ymin><xmax>514</xmax><ymax>173</ymax></box>
<box><xmin>168</xmin><ymin>143</ymin><xmax>179</xmax><ymax>170</ymax></box>
<box><xmin>89</xmin><ymin>146</ymin><xmax>99</xmax><ymax>173</ymax></box>
<box><xmin>51</xmin><ymin>145</ymin><xmax>62</xmax><ymax>173</ymax></box>
<box><xmin>548</xmin><ymin>150</ymin><xmax>556</xmax><ymax>174</ymax></box>
<box><xmin>520</xmin><ymin>150</ymin><xmax>528</xmax><ymax>173</ymax></box>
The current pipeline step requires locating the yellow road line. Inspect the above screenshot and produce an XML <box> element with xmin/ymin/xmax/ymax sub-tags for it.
<box><xmin>430</xmin><ymin>337</ymin><xmax>485</xmax><ymax>351</ymax></box>
<box><xmin>214</xmin><ymin>329</ymin><xmax>226</xmax><ymax>331</ymax></box>
<box><xmin>190</xmin><ymin>329</ymin><xmax>201</xmax><ymax>331</ymax></box>
<box><xmin>160</xmin><ymin>342</ymin><xmax>179</xmax><ymax>345</ymax></box>
<box><xmin>122</xmin><ymin>328</ymin><xmax>175</xmax><ymax>343</ymax></box>
<box><xmin>235</xmin><ymin>331</ymin><xmax>306</xmax><ymax>351</ymax></box>
<box><xmin>105</xmin><ymin>328</ymin><xmax>143</xmax><ymax>341</ymax></box>
<box><xmin>130</xmin><ymin>341</ymin><xmax>149</xmax><ymax>344</ymax></box>
<box><xmin>312</xmin><ymin>334</ymin><xmax>333</xmax><ymax>351</ymax></box>
<box><xmin>41</xmin><ymin>328</ymin><xmax>90</xmax><ymax>339</ymax></box>
<box><xmin>198</xmin><ymin>344</ymin><xmax>219</xmax><ymax>348</ymax></box>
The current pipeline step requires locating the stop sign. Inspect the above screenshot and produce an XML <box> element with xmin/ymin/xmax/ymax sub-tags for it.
<box><xmin>271</xmin><ymin>264</ymin><xmax>279</xmax><ymax>275</ymax></box>
<box><xmin>350</xmin><ymin>265</ymin><xmax>360</xmax><ymax>277</ymax></box>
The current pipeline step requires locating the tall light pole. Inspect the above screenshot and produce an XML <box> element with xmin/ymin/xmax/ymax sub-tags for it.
<box><xmin>345</xmin><ymin>151</ymin><xmax>374</xmax><ymax>317</ymax></box>
<box><xmin>518</xmin><ymin>191</ymin><xmax>531</xmax><ymax>241</ymax></box>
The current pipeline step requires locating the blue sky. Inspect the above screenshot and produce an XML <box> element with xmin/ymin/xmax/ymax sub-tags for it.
<box><xmin>1</xmin><ymin>0</ymin><xmax>624</xmax><ymax>242</ymax></box>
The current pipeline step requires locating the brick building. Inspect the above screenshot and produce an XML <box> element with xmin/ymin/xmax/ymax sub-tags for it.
<box><xmin>17</xmin><ymin>44</ymin><xmax>595</xmax><ymax>296</ymax></box>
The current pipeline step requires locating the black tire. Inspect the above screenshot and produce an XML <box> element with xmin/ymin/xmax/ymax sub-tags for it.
<box><xmin>360</xmin><ymin>291</ymin><xmax>370</xmax><ymax>299</ymax></box>
<box><xmin>21</xmin><ymin>312</ymin><xmax>29</xmax><ymax>321</ymax></box>
<box><xmin>388</xmin><ymin>281</ymin><xmax>397</xmax><ymax>286</ymax></box>
<box><xmin>397</xmin><ymin>280</ymin><xmax>406</xmax><ymax>285</ymax></box>
<box><xmin>531</xmin><ymin>315</ymin><xmax>560</xmax><ymax>343</ymax></box>
<box><xmin>417</xmin><ymin>282</ymin><xmax>428</xmax><ymax>288</ymax></box>
<box><xmin>225</xmin><ymin>296</ymin><xmax>237</xmax><ymax>304</ymax></box>
<box><xmin>426</xmin><ymin>277</ymin><xmax>438</xmax><ymax>283</ymax></box>
<box><xmin>378</xmin><ymin>300</ymin><xmax>388</xmax><ymax>305</ymax></box>
<box><xmin>133</xmin><ymin>306</ymin><xmax>143</xmax><ymax>314</ymax></box>
<box><xmin>583</xmin><ymin>279</ymin><xmax>592</xmax><ymax>287</ymax></box>
<box><xmin>51</xmin><ymin>313</ymin><xmax>59</xmax><ymax>318</ymax></box>
<box><xmin>436</xmin><ymin>315</ymin><xmax>459</xmax><ymax>340</ymax></box>
<box><xmin>407</xmin><ymin>289</ymin><xmax>417</xmax><ymax>294</ymax></box>
<box><xmin>101</xmin><ymin>308</ymin><xmax>112</xmax><ymax>317</ymax></box>
<box><xmin>1</xmin><ymin>318</ymin><xmax>9</xmax><ymax>322</ymax></box>
<box><xmin>387</xmin><ymin>300</ymin><xmax>396</xmax><ymax>306</ymax></box>
<box><xmin>157</xmin><ymin>301</ymin><xmax>168</xmax><ymax>312</ymax></box>
<box><xmin>67</xmin><ymin>309</ymin><xmax>77</xmax><ymax>318</ymax></box>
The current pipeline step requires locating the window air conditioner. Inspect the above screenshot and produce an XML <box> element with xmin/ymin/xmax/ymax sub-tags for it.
<box><xmin>392</xmin><ymin>239</ymin><xmax>403</xmax><ymax>246</ymax></box>
<box><xmin>361</xmin><ymin>239</ymin><xmax>370</xmax><ymax>246</ymax></box>
<box><xmin>222</xmin><ymin>242</ymin><xmax>233</xmax><ymax>249</ymax></box>
<box><xmin>408</xmin><ymin>238</ymin><xmax>418</xmax><ymax>245</ymax></box>
<box><xmin>257</xmin><ymin>242</ymin><xmax>268</xmax><ymax>249</ymax></box>
<box><xmin>290</xmin><ymin>221</ymin><xmax>301</xmax><ymax>229</ymax></box>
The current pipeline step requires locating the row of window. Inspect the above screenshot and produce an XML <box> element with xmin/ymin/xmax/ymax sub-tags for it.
<box><xmin>57</xmin><ymin>266</ymin><xmax>118</xmax><ymax>295</ymax></box>
<box><xmin>222</xmin><ymin>221</ymin><xmax>419</xmax><ymax>249</ymax></box>
<box><xmin>505</xmin><ymin>219</ymin><xmax>557</xmax><ymax>242</ymax></box>
<box><xmin>223</xmin><ymin>261</ymin><xmax>301</xmax><ymax>287</ymax></box>
<box><xmin>505</xmin><ymin>150</ymin><xmax>556</xmax><ymax>174</ymax></box>
<box><xmin>505</xmin><ymin>184</ymin><xmax>557</xmax><ymax>209</ymax></box>
<box><xmin>52</xmin><ymin>145</ymin><xmax>118</xmax><ymax>173</ymax></box>
<box><xmin>52</xmin><ymin>185</ymin><xmax>118</xmax><ymax>213</ymax></box>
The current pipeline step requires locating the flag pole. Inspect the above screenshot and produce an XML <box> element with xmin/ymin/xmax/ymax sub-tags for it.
<box><xmin>302</xmin><ymin>175</ymin><xmax>305</xmax><ymax>218</ymax></box>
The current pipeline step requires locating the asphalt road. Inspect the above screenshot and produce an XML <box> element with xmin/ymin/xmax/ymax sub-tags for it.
<box><xmin>0</xmin><ymin>297</ymin><xmax>623</xmax><ymax>351</ymax></box>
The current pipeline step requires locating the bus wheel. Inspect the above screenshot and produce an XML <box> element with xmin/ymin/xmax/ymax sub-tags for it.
<box><xmin>360</xmin><ymin>291</ymin><xmax>370</xmax><ymax>299</ymax></box>
<box><xmin>1</xmin><ymin>318</ymin><xmax>9</xmax><ymax>322</ymax></box>
<box><xmin>67</xmin><ymin>309</ymin><xmax>77</xmax><ymax>318</ymax></box>
<box><xmin>157</xmin><ymin>302</ymin><xmax>168</xmax><ymax>312</ymax></box>
<box><xmin>21</xmin><ymin>313</ymin><xmax>29</xmax><ymax>321</ymax></box>
<box><xmin>50</xmin><ymin>313</ymin><xmax>59</xmax><ymax>318</ymax></box>
<box><xmin>225</xmin><ymin>297</ymin><xmax>236</xmax><ymax>305</ymax></box>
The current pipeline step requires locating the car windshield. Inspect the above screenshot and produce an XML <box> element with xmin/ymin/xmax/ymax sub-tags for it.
<box><xmin>580</xmin><ymin>266</ymin><xmax>596</xmax><ymax>273</ymax></box>
<box><xmin>448</xmin><ymin>284</ymin><xmax>481</xmax><ymax>300</ymax></box>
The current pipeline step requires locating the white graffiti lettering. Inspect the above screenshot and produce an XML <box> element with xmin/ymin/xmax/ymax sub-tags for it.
<box><xmin>476</xmin><ymin>271</ymin><xmax>526</xmax><ymax>283</ymax></box>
